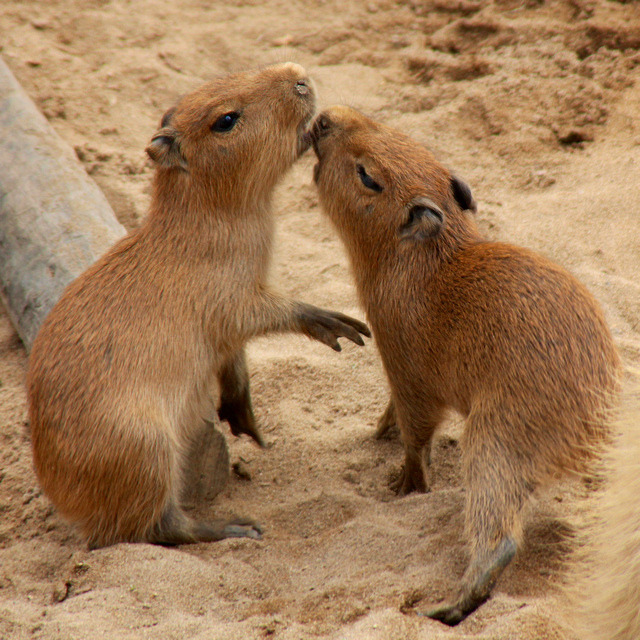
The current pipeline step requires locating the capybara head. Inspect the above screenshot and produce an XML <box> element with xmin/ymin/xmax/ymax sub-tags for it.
<box><xmin>146</xmin><ymin>63</ymin><xmax>316</xmax><ymax>205</ymax></box>
<box><xmin>310</xmin><ymin>105</ymin><xmax>477</xmax><ymax>260</ymax></box>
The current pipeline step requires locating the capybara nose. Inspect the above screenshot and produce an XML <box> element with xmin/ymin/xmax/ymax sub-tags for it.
<box><xmin>295</xmin><ymin>78</ymin><xmax>311</xmax><ymax>96</ymax></box>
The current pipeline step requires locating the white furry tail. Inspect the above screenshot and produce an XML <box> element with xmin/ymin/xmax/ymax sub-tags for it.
<box><xmin>567</xmin><ymin>383</ymin><xmax>640</xmax><ymax>640</ymax></box>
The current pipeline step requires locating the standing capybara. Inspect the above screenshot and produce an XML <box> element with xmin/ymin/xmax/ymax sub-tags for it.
<box><xmin>565</xmin><ymin>383</ymin><xmax>640</xmax><ymax>640</ymax></box>
<box><xmin>27</xmin><ymin>65</ymin><xmax>370</xmax><ymax>550</ymax></box>
<box><xmin>310</xmin><ymin>105</ymin><xmax>619</xmax><ymax>625</ymax></box>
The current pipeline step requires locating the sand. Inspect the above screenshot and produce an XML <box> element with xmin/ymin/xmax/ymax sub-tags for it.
<box><xmin>1</xmin><ymin>0</ymin><xmax>639</xmax><ymax>638</ymax></box>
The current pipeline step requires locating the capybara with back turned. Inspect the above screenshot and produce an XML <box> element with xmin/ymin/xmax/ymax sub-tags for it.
<box><xmin>27</xmin><ymin>65</ymin><xmax>370</xmax><ymax>550</ymax></box>
<box><xmin>310</xmin><ymin>105</ymin><xmax>619</xmax><ymax>625</ymax></box>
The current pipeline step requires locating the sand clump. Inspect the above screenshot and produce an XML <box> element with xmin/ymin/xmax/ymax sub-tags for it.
<box><xmin>1</xmin><ymin>1</ymin><xmax>640</xmax><ymax>638</ymax></box>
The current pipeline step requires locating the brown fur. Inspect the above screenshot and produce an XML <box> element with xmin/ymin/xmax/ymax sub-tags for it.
<box><xmin>310</xmin><ymin>105</ymin><xmax>619</xmax><ymax>625</ymax></box>
<box><xmin>26</xmin><ymin>65</ymin><xmax>370</xmax><ymax>549</ymax></box>
<box><xmin>565</xmin><ymin>382</ymin><xmax>640</xmax><ymax>640</ymax></box>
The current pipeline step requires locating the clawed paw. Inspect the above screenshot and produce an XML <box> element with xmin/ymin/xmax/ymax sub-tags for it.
<box><xmin>419</xmin><ymin>603</ymin><xmax>466</xmax><ymax>626</ymax></box>
<box><xmin>223</xmin><ymin>518</ymin><xmax>263</xmax><ymax>540</ymax></box>
<box><xmin>389</xmin><ymin>465</ymin><xmax>428</xmax><ymax>495</ymax></box>
<box><xmin>298</xmin><ymin>304</ymin><xmax>371</xmax><ymax>351</ymax></box>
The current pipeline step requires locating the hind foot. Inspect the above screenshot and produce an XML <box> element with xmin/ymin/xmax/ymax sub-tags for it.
<box><xmin>421</xmin><ymin>536</ymin><xmax>517</xmax><ymax>626</ymax></box>
<box><xmin>150</xmin><ymin>505</ymin><xmax>263</xmax><ymax>545</ymax></box>
<box><xmin>206</xmin><ymin>517</ymin><xmax>263</xmax><ymax>541</ymax></box>
<box><xmin>423</xmin><ymin>602</ymin><xmax>468</xmax><ymax>626</ymax></box>
<box><xmin>171</xmin><ymin>517</ymin><xmax>263</xmax><ymax>544</ymax></box>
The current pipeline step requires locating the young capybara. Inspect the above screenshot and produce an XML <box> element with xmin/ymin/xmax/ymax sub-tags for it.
<box><xmin>310</xmin><ymin>105</ymin><xmax>619</xmax><ymax>625</ymax></box>
<box><xmin>26</xmin><ymin>65</ymin><xmax>370</xmax><ymax>550</ymax></box>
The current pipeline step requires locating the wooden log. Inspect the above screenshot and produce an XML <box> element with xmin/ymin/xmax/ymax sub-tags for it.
<box><xmin>0</xmin><ymin>56</ymin><xmax>229</xmax><ymax>499</ymax></box>
<box><xmin>0</xmin><ymin>55</ymin><xmax>126</xmax><ymax>350</ymax></box>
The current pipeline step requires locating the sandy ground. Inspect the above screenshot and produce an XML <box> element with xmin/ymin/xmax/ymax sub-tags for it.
<box><xmin>1</xmin><ymin>1</ymin><xmax>640</xmax><ymax>638</ymax></box>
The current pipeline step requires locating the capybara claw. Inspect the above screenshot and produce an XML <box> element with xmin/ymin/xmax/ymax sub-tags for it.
<box><xmin>297</xmin><ymin>303</ymin><xmax>370</xmax><ymax>350</ymax></box>
<box><xmin>390</xmin><ymin>464</ymin><xmax>428</xmax><ymax>495</ymax></box>
<box><xmin>223</xmin><ymin>523</ymin><xmax>263</xmax><ymax>540</ymax></box>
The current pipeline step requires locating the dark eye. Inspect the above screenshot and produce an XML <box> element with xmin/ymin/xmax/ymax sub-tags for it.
<box><xmin>211</xmin><ymin>112</ymin><xmax>240</xmax><ymax>133</ymax></box>
<box><xmin>357</xmin><ymin>164</ymin><xmax>383</xmax><ymax>193</ymax></box>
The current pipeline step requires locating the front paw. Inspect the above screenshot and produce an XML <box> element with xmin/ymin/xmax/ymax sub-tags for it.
<box><xmin>298</xmin><ymin>303</ymin><xmax>371</xmax><ymax>351</ymax></box>
<box><xmin>217</xmin><ymin>402</ymin><xmax>265</xmax><ymax>448</ymax></box>
<box><xmin>390</xmin><ymin>464</ymin><xmax>428</xmax><ymax>495</ymax></box>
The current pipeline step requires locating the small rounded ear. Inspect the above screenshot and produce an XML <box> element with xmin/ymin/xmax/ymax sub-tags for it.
<box><xmin>145</xmin><ymin>126</ymin><xmax>187</xmax><ymax>170</ymax></box>
<box><xmin>160</xmin><ymin>106</ymin><xmax>177</xmax><ymax>129</ymax></box>
<box><xmin>399</xmin><ymin>197</ymin><xmax>444</xmax><ymax>242</ymax></box>
<box><xmin>451</xmin><ymin>174</ymin><xmax>477</xmax><ymax>213</ymax></box>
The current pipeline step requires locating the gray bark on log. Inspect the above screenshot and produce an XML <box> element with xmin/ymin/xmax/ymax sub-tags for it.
<box><xmin>0</xmin><ymin>56</ymin><xmax>126</xmax><ymax>350</ymax></box>
<box><xmin>0</xmin><ymin>56</ymin><xmax>229</xmax><ymax>499</ymax></box>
